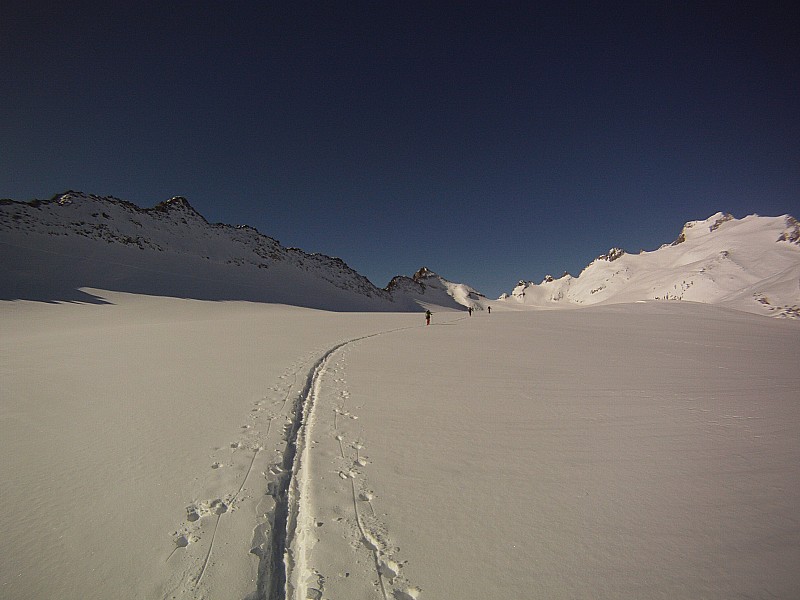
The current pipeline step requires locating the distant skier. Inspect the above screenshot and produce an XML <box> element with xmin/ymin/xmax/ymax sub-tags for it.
<box><xmin>487</xmin><ymin>306</ymin><xmax>491</xmax><ymax>314</ymax></box>
<box><xmin>425</xmin><ymin>310</ymin><xmax>432</xmax><ymax>326</ymax></box>
<box><xmin>468</xmin><ymin>307</ymin><xmax>473</xmax><ymax>316</ymax></box>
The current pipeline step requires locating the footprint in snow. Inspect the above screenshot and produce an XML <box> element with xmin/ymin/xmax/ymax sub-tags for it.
<box><xmin>353</xmin><ymin>441</ymin><xmax>365</xmax><ymax>463</ymax></box>
<box><xmin>186</xmin><ymin>498</ymin><xmax>229</xmax><ymax>522</ymax></box>
<box><xmin>165</xmin><ymin>534</ymin><xmax>191</xmax><ymax>561</ymax></box>
<box><xmin>379</xmin><ymin>557</ymin><xmax>400</xmax><ymax>582</ymax></box>
<box><xmin>358</xmin><ymin>491</ymin><xmax>376</xmax><ymax>515</ymax></box>
<box><xmin>362</xmin><ymin>534</ymin><xmax>379</xmax><ymax>552</ymax></box>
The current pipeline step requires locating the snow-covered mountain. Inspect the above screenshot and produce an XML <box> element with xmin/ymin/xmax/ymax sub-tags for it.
<box><xmin>386</xmin><ymin>266</ymin><xmax>487</xmax><ymax>311</ymax></box>
<box><xmin>0</xmin><ymin>192</ymin><xmax>428</xmax><ymax>310</ymax></box>
<box><xmin>500</xmin><ymin>212</ymin><xmax>800</xmax><ymax>318</ymax></box>
<box><xmin>4</xmin><ymin>196</ymin><xmax>797</xmax><ymax>318</ymax></box>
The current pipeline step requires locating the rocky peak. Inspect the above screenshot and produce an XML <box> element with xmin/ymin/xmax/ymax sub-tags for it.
<box><xmin>597</xmin><ymin>247</ymin><xmax>625</xmax><ymax>262</ymax></box>
<box><xmin>152</xmin><ymin>196</ymin><xmax>205</xmax><ymax>219</ymax></box>
<box><xmin>709</xmin><ymin>213</ymin><xmax>734</xmax><ymax>231</ymax></box>
<box><xmin>778</xmin><ymin>216</ymin><xmax>800</xmax><ymax>245</ymax></box>
<box><xmin>385</xmin><ymin>275</ymin><xmax>425</xmax><ymax>294</ymax></box>
<box><xmin>412</xmin><ymin>266</ymin><xmax>436</xmax><ymax>281</ymax></box>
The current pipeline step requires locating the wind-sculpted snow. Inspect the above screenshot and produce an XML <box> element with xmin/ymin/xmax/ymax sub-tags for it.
<box><xmin>502</xmin><ymin>212</ymin><xmax>800</xmax><ymax>317</ymax></box>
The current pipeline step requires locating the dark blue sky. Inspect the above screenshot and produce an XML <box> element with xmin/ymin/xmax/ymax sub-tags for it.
<box><xmin>3</xmin><ymin>2</ymin><xmax>798</xmax><ymax>297</ymax></box>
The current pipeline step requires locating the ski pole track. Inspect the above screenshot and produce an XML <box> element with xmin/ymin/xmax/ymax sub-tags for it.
<box><xmin>333</xmin><ymin>377</ymin><xmax>417</xmax><ymax>600</ymax></box>
<box><xmin>349</xmin><ymin>476</ymin><xmax>389</xmax><ymax>600</ymax></box>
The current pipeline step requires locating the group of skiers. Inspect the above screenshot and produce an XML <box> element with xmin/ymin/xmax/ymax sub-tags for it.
<box><xmin>425</xmin><ymin>305</ymin><xmax>490</xmax><ymax>325</ymax></box>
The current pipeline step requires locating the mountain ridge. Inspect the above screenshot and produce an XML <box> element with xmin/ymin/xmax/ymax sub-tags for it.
<box><xmin>2</xmin><ymin>193</ymin><xmax>798</xmax><ymax>317</ymax></box>
<box><xmin>0</xmin><ymin>192</ymin><xmax>408</xmax><ymax>309</ymax></box>
<box><xmin>501</xmin><ymin>211</ymin><xmax>800</xmax><ymax>318</ymax></box>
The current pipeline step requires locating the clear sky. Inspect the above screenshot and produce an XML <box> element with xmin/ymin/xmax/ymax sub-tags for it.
<box><xmin>2</xmin><ymin>1</ymin><xmax>798</xmax><ymax>297</ymax></box>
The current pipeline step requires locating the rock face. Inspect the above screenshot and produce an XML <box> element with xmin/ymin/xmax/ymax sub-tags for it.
<box><xmin>501</xmin><ymin>212</ymin><xmax>800</xmax><ymax>318</ymax></box>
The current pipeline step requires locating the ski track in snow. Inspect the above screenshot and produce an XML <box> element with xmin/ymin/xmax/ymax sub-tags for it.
<box><xmin>283</xmin><ymin>320</ymin><xmax>471</xmax><ymax>599</ymax></box>
<box><xmin>275</xmin><ymin>320</ymin><xmax>449</xmax><ymax>600</ymax></box>
<box><xmin>163</xmin><ymin>323</ymin><xmax>426</xmax><ymax>600</ymax></box>
<box><xmin>284</xmin><ymin>327</ymin><xmax>422</xmax><ymax>600</ymax></box>
<box><xmin>162</xmin><ymin>350</ymin><xmax>321</xmax><ymax>600</ymax></box>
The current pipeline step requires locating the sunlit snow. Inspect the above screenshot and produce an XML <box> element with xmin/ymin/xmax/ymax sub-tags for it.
<box><xmin>2</xmin><ymin>295</ymin><xmax>799</xmax><ymax>599</ymax></box>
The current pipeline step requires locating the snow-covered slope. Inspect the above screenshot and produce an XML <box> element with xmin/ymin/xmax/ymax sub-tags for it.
<box><xmin>501</xmin><ymin>212</ymin><xmax>800</xmax><ymax>318</ymax></box>
<box><xmin>0</xmin><ymin>192</ymin><xmax>427</xmax><ymax>311</ymax></box>
<box><xmin>387</xmin><ymin>266</ymin><xmax>486</xmax><ymax>311</ymax></box>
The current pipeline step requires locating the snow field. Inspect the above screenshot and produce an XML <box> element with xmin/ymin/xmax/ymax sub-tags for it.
<box><xmin>0</xmin><ymin>293</ymin><xmax>419</xmax><ymax>600</ymax></box>
<box><xmin>2</xmin><ymin>293</ymin><xmax>799</xmax><ymax>599</ymax></box>
<box><xmin>297</xmin><ymin>302</ymin><xmax>800</xmax><ymax>599</ymax></box>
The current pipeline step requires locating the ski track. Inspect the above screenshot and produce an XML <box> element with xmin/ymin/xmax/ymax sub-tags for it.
<box><xmin>283</xmin><ymin>325</ymin><xmax>425</xmax><ymax>600</ymax></box>
<box><xmin>162</xmin><ymin>351</ymin><xmax>319</xmax><ymax>600</ymax></box>
<box><xmin>162</xmin><ymin>320</ymin><xmax>434</xmax><ymax>600</ymax></box>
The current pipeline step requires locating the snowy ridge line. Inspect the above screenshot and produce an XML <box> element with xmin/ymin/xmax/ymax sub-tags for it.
<box><xmin>499</xmin><ymin>212</ymin><xmax>800</xmax><ymax>317</ymax></box>
<box><xmin>3</xmin><ymin>194</ymin><xmax>478</xmax><ymax>310</ymax></box>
